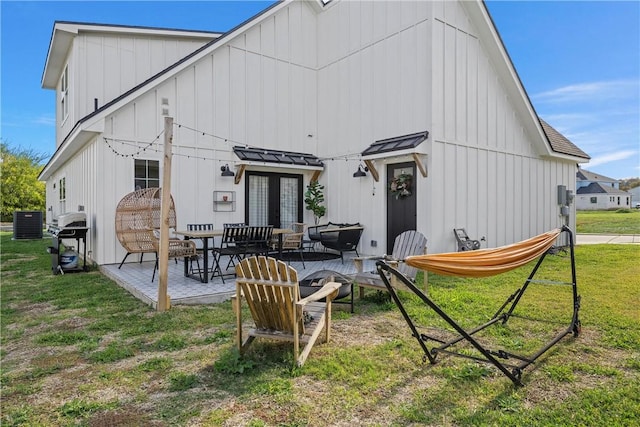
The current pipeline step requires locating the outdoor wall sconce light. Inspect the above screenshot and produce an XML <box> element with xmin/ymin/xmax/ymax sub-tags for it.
<box><xmin>221</xmin><ymin>164</ymin><xmax>235</xmax><ymax>177</ymax></box>
<box><xmin>353</xmin><ymin>164</ymin><xmax>368</xmax><ymax>178</ymax></box>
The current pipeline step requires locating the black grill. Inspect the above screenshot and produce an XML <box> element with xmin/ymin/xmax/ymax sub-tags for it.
<box><xmin>48</xmin><ymin>222</ymin><xmax>89</xmax><ymax>275</ymax></box>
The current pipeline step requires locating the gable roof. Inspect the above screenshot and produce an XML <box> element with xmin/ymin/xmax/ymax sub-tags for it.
<box><xmin>576</xmin><ymin>182</ymin><xmax>629</xmax><ymax>195</ymax></box>
<box><xmin>42</xmin><ymin>21</ymin><xmax>221</xmax><ymax>89</ymax></box>
<box><xmin>39</xmin><ymin>1</ymin><xmax>284</xmax><ymax>180</ymax></box>
<box><xmin>40</xmin><ymin>0</ymin><xmax>590</xmax><ymax>181</ymax></box>
<box><xmin>468</xmin><ymin>1</ymin><xmax>590</xmax><ymax>162</ymax></box>
<box><xmin>577</xmin><ymin>168</ymin><xmax>617</xmax><ymax>183</ymax></box>
<box><xmin>539</xmin><ymin>119</ymin><xmax>590</xmax><ymax>160</ymax></box>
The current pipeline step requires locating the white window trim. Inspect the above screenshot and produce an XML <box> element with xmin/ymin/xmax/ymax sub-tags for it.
<box><xmin>60</xmin><ymin>65</ymin><xmax>69</xmax><ymax>125</ymax></box>
<box><xmin>134</xmin><ymin>159</ymin><xmax>160</xmax><ymax>190</ymax></box>
<box><xmin>59</xmin><ymin>176</ymin><xmax>67</xmax><ymax>214</ymax></box>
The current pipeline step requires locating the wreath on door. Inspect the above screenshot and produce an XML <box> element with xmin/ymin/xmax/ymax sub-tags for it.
<box><xmin>389</xmin><ymin>173</ymin><xmax>412</xmax><ymax>199</ymax></box>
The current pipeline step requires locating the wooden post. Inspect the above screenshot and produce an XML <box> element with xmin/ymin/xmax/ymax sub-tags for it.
<box><xmin>157</xmin><ymin>116</ymin><xmax>173</xmax><ymax>311</ymax></box>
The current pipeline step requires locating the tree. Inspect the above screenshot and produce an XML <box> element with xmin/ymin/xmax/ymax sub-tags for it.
<box><xmin>304</xmin><ymin>180</ymin><xmax>326</xmax><ymax>225</ymax></box>
<box><xmin>620</xmin><ymin>178</ymin><xmax>640</xmax><ymax>192</ymax></box>
<box><xmin>0</xmin><ymin>140</ymin><xmax>48</xmax><ymax>222</ymax></box>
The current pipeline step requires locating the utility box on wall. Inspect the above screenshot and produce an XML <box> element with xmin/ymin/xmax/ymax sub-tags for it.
<box><xmin>13</xmin><ymin>211</ymin><xmax>43</xmax><ymax>240</ymax></box>
<box><xmin>557</xmin><ymin>185</ymin><xmax>567</xmax><ymax>205</ymax></box>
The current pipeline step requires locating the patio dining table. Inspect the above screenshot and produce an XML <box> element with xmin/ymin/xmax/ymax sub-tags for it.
<box><xmin>174</xmin><ymin>227</ymin><xmax>293</xmax><ymax>283</ymax></box>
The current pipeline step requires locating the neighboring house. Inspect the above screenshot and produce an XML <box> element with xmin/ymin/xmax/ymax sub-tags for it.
<box><xmin>576</xmin><ymin>168</ymin><xmax>631</xmax><ymax>210</ymax></box>
<box><xmin>629</xmin><ymin>186</ymin><xmax>640</xmax><ymax>208</ymax></box>
<box><xmin>38</xmin><ymin>0</ymin><xmax>589</xmax><ymax>266</ymax></box>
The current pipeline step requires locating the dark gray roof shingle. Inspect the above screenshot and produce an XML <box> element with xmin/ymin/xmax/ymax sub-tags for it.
<box><xmin>576</xmin><ymin>168</ymin><xmax>617</xmax><ymax>183</ymax></box>
<box><xmin>576</xmin><ymin>182</ymin><xmax>629</xmax><ymax>195</ymax></box>
<box><xmin>539</xmin><ymin>119</ymin><xmax>590</xmax><ymax>160</ymax></box>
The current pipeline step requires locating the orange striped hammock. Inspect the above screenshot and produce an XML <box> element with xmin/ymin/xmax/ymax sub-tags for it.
<box><xmin>405</xmin><ymin>228</ymin><xmax>562</xmax><ymax>278</ymax></box>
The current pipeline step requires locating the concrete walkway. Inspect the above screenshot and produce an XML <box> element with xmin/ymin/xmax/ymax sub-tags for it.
<box><xmin>576</xmin><ymin>234</ymin><xmax>640</xmax><ymax>245</ymax></box>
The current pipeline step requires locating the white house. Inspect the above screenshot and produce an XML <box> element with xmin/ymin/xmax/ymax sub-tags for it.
<box><xmin>576</xmin><ymin>168</ymin><xmax>631</xmax><ymax>210</ymax></box>
<box><xmin>629</xmin><ymin>186</ymin><xmax>640</xmax><ymax>208</ymax></box>
<box><xmin>39</xmin><ymin>0</ymin><xmax>589</xmax><ymax>267</ymax></box>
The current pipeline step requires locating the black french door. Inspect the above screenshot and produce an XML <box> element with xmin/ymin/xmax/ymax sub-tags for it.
<box><xmin>245</xmin><ymin>171</ymin><xmax>303</xmax><ymax>228</ymax></box>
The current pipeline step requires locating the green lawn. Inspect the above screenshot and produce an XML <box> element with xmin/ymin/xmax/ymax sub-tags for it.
<box><xmin>576</xmin><ymin>209</ymin><xmax>640</xmax><ymax>234</ymax></box>
<box><xmin>1</xmin><ymin>234</ymin><xmax>639</xmax><ymax>426</ymax></box>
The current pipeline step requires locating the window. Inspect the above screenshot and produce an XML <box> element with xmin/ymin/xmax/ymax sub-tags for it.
<box><xmin>60</xmin><ymin>65</ymin><xmax>69</xmax><ymax>122</ymax></box>
<box><xmin>134</xmin><ymin>159</ymin><xmax>160</xmax><ymax>189</ymax></box>
<box><xmin>590</xmin><ymin>197</ymin><xmax>597</xmax><ymax>204</ymax></box>
<box><xmin>59</xmin><ymin>177</ymin><xmax>66</xmax><ymax>201</ymax></box>
<box><xmin>59</xmin><ymin>177</ymin><xmax>66</xmax><ymax>213</ymax></box>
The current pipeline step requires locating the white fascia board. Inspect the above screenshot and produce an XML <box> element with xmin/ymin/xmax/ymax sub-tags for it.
<box><xmin>39</xmin><ymin>116</ymin><xmax>105</xmax><ymax>181</ymax></box>
<box><xmin>72</xmin><ymin>23</ymin><xmax>220</xmax><ymax>39</ymax></box>
<box><xmin>541</xmin><ymin>152</ymin><xmax>591</xmax><ymax>164</ymax></box>
<box><xmin>42</xmin><ymin>25</ymin><xmax>78</xmax><ymax>88</ymax></box>
<box><xmin>38</xmin><ymin>121</ymin><xmax>102</xmax><ymax>181</ymax></box>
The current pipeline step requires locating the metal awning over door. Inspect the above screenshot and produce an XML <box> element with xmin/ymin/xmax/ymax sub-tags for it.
<box><xmin>360</xmin><ymin>131</ymin><xmax>429</xmax><ymax>181</ymax></box>
<box><xmin>232</xmin><ymin>146</ymin><xmax>324</xmax><ymax>184</ymax></box>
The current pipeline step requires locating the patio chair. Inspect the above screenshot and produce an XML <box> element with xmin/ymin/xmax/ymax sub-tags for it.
<box><xmin>453</xmin><ymin>228</ymin><xmax>481</xmax><ymax>251</ymax></box>
<box><xmin>319</xmin><ymin>223</ymin><xmax>363</xmax><ymax>263</ymax></box>
<box><xmin>243</xmin><ymin>225</ymin><xmax>274</xmax><ymax>258</ymax></box>
<box><xmin>307</xmin><ymin>222</ymin><xmax>342</xmax><ymax>248</ymax></box>
<box><xmin>375</xmin><ymin>226</ymin><xmax>580</xmax><ymax>386</ymax></box>
<box><xmin>115</xmin><ymin>187</ymin><xmax>179</xmax><ymax>267</ymax></box>
<box><xmin>353</xmin><ymin>230</ymin><xmax>427</xmax><ymax>298</ymax></box>
<box><xmin>187</xmin><ymin>223</ymin><xmax>214</xmax><ymax>275</ymax></box>
<box><xmin>275</xmin><ymin>232</ymin><xmax>306</xmax><ymax>268</ymax></box>
<box><xmin>234</xmin><ymin>256</ymin><xmax>341</xmax><ymax>367</ymax></box>
<box><xmin>211</xmin><ymin>224</ymin><xmax>249</xmax><ymax>282</ymax></box>
<box><xmin>149</xmin><ymin>229</ymin><xmax>199</xmax><ymax>282</ymax></box>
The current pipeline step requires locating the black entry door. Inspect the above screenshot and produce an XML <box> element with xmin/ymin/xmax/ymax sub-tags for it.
<box><xmin>386</xmin><ymin>162</ymin><xmax>417</xmax><ymax>253</ymax></box>
<box><xmin>245</xmin><ymin>172</ymin><xmax>303</xmax><ymax>228</ymax></box>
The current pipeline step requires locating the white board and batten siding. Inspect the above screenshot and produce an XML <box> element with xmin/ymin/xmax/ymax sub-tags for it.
<box><xmin>58</xmin><ymin>30</ymin><xmax>213</xmax><ymax>148</ymax></box>
<box><xmin>316</xmin><ymin>1</ymin><xmax>433</xmax><ymax>253</ymax></box>
<box><xmin>427</xmin><ymin>1</ymin><xmax>576</xmax><ymax>253</ymax></box>
<box><xmin>44</xmin><ymin>0</ymin><xmax>582</xmax><ymax>265</ymax></box>
<box><xmin>84</xmin><ymin>0</ymin><xmax>320</xmax><ymax>265</ymax></box>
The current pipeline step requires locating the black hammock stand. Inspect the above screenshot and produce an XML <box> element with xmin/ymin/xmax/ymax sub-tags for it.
<box><xmin>376</xmin><ymin>226</ymin><xmax>580</xmax><ymax>386</ymax></box>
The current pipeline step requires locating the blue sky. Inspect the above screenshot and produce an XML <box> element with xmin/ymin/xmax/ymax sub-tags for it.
<box><xmin>1</xmin><ymin>0</ymin><xmax>639</xmax><ymax>179</ymax></box>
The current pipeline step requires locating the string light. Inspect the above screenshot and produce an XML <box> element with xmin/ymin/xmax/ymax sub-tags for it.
<box><xmin>104</xmin><ymin>122</ymin><xmax>365</xmax><ymax>165</ymax></box>
<box><xmin>172</xmin><ymin>121</ymin><xmax>364</xmax><ymax>161</ymax></box>
<box><xmin>103</xmin><ymin>131</ymin><xmax>163</xmax><ymax>157</ymax></box>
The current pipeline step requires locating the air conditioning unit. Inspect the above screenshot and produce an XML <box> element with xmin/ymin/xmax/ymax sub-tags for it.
<box><xmin>13</xmin><ymin>211</ymin><xmax>43</xmax><ymax>240</ymax></box>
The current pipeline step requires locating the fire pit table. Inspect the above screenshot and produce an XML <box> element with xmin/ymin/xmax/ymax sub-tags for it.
<box><xmin>299</xmin><ymin>270</ymin><xmax>354</xmax><ymax>313</ymax></box>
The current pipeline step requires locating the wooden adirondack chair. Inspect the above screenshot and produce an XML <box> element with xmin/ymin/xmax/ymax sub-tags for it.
<box><xmin>353</xmin><ymin>230</ymin><xmax>427</xmax><ymax>297</ymax></box>
<box><xmin>234</xmin><ymin>256</ymin><xmax>341</xmax><ymax>367</ymax></box>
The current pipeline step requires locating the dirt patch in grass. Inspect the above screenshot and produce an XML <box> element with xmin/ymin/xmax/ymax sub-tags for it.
<box><xmin>520</xmin><ymin>328</ymin><xmax>633</xmax><ymax>406</ymax></box>
<box><xmin>11</xmin><ymin>301</ymin><xmax>56</xmax><ymax>316</ymax></box>
<box><xmin>331</xmin><ymin>311</ymin><xmax>407</xmax><ymax>348</ymax></box>
<box><xmin>88</xmin><ymin>407</ymin><xmax>167</xmax><ymax>427</ymax></box>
